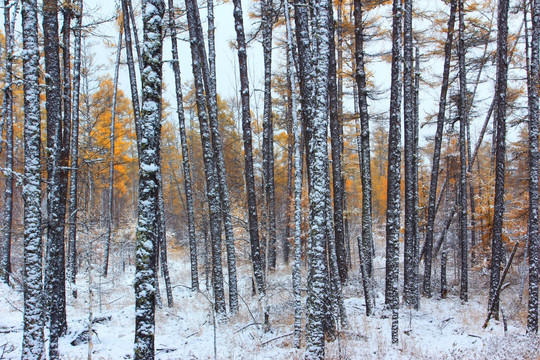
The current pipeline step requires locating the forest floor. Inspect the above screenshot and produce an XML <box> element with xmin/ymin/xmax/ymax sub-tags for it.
<box><xmin>1</xmin><ymin>247</ymin><xmax>539</xmax><ymax>359</ymax></box>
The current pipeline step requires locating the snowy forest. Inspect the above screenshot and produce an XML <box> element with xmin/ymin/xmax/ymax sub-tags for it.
<box><xmin>2</xmin><ymin>0</ymin><xmax>540</xmax><ymax>358</ymax></box>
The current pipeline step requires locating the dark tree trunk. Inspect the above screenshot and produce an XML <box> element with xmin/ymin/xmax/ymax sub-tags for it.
<box><xmin>184</xmin><ymin>0</ymin><xmax>226</xmax><ymax>314</ymax></box>
<box><xmin>328</xmin><ymin>0</ymin><xmax>347</xmax><ymax>284</ymax></box>
<box><xmin>528</xmin><ymin>0</ymin><xmax>540</xmax><ymax>334</ymax></box>
<box><xmin>231</xmin><ymin>0</ymin><xmax>265</xmax><ymax>295</ymax></box>
<box><xmin>134</xmin><ymin>1</ymin><xmax>165</xmax><ymax>358</ymax></box>
<box><xmin>403</xmin><ymin>0</ymin><xmax>419</xmax><ymax>310</ymax></box>
<box><xmin>21</xmin><ymin>0</ymin><xmax>45</xmax><ymax>356</ymax></box>
<box><xmin>386</xmin><ymin>0</ymin><xmax>402</xmax><ymax>345</ymax></box>
<box><xmin>103</xmin><ymin>28</ymin><xmax>122</xmax><ymax>278</ymax></box>
<box><xmin>261</xmin><ymin>0</ymin><xmax>277</xmax><ymax>271</ymax></box>
<box><xmin>457</xmin><ymin>0</ymin><xmax>469</xmax><ymax>302</ymax></box>
<box><xmin>168</xmin><ymin>0</ymin><xmax>198</xmax><ymax>292</ymax></box>
<box><xmin>353</xmin><ymin>0</ymin><xmax>374</xmax><ymax>315</ymax></box>
<box><xmin>490</xmin><ymin>0</ymin><xmax>509</xmax><ymax>319</ymax></box>
<box><xmin>67</xmin><ymin>0</ymin><xmax>83</xmax><ymax>299</ymax></box>
<box><xmin>43</xmin><ymin>1</ymin><xmax>68</xmax><ymax>355</ymax></box>
<box><xmin>305</xmin><ymin>0</ymin><xmax>333</xmax><ymax>356</ymax></box>
<box><xmin>423</xmin><ymin>0</ymin><xmax>456</xmax><ymax>298</ymax></box>
<box><xmin>0</xmin><ymin>0</ymin><xmax>15</xmax><ymax>285</ymax></box>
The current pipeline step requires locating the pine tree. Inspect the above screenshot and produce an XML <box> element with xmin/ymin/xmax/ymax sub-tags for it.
<box><xmin>134</xmin><ymin>0</ymin><xmax>165</xmax><ymax>358</ymax></box>
<box><xmin>21</xmin><ymin>0</ymin><xmax>45</xmax><ymax>357</ymax></box>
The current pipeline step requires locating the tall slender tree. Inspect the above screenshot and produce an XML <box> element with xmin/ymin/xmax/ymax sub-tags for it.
<box><xmin>261</xmin><ymin>0</ymin><xmax>277</xmax><ymax>270</ymax></box>
<box><xmin>43</xmin><ymin>0</ymin><xmax>68</xmax><ymax>355</ymax></box>
<box><xmin>386</xmin><ymin>0</ymin><xmax>402</xmax><ymax>345</ymax></box>
<box><xmin>231</xmin><ymin>0</ymin><xmax>265</xmax><ymax>294</ymax></box>
<box><xmin>489</xmin><ymin>0</ymin><xmax>509</xmax><ymax>319</ymax></box>
<box><xmin>103</xmin><ymin>28</ymin><xmax>123</xmax><ymax>277</ymax></box>
<box><xmin>168</xmin><ymin>0</ymin><xmax>198</xmax><ymax>292</ymax></box>
<box><xmin>0</xmin><ymin>0</ymin><xmax>15</xmax><ymax>285</ymax></box>
<box><xmin>184</xmin><ymin>0</ymin><xmax>227</xmax><ymax>314</ymax></box>
<box><xmin>304</xmin><ymin>0</ymin><xmax>334</xmax><ymax>356</ymax></box>
<box><xmin>67</xmin><ymin>0</ymin><xmax>83</xmax><ymax>299</ymax></box>
<box><xmin>423</xmin><ymin>0</ymin><xmax>456</xmax><ymax>297</ymax></box>
<box><xmin>528</xmin><ymin>0</ymin><xmax>540</xmax><ymax>334</ymax></box>
<box><xmin>354</xmin><ymin>0</ymin><xmax>374</xmax><ymax>315</ymax></box>
<box><xmin>457</xmin><ymin>0</ymin><xmax>468</xmax><ymax>302</ymax></box>
<box><xmin>134</xmin><ymin>0</ymin><xmax>165</xmax><ymax>358</ymax></box>
<box><xmin>21</xmin><ymin>0</ymin><xmax>45</xmax><ymax>356</ymax></box>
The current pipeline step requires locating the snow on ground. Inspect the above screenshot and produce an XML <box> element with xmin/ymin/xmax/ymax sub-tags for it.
<box><xmin>1</xmin><ymin>250</ymin><xmax>539</xmax><ymax>359</ymax></box>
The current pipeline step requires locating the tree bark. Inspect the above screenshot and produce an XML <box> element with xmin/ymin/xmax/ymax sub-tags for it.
<box><xmin>490</xmin><ymin>0</ymin><xmax>509</xmax><ymax>319</ymax></box>
<box><xmin>167</xmin><ymin>0</ymin><xmax>198</xmax><ymax>292</ymax></box>
<box><xmin>386</xmin><ymin>0</ymin><xmax>402</xmax><ymax>345</ymax></box>
<box><xmin>528</xmin><ymin>0</ymin><xmax>540</xmax><ymax>334</ymax></box>
<box><xmin>231</xmin><ymin>0</ymin><xmax>265</xmax><ymax>295</ymax></box>
<box><xmin>21</xmin><ymin>0</ymin><xmax>45</xmax><ymax>357</ymax></box>
<box><xmin>134</xmin><ymin>1</ymin><xmax>164</xmax><ymax>358</ymax></box>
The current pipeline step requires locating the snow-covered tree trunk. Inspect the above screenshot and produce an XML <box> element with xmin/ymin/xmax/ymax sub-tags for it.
<box><xmin>284</xmin><ymin>1</ymin><xmax>303</xmax><ymax>348</ymax></box>
<box><xmin>0</xmin><ymin>0</ymin><xmax>14</xmax><ymax>285</ymax></box>
<box><xmin>457</xmin><ymin>0</ymin><xmax>468</xmax><ymax>302</ymax></box>
<box><xmin>231</xmin><ymin>0</ymin><xmax>265</xmax><ymax>295</ymax></box>
<box><xmin>403</xmin><ymin>0</ymin><xmax>419</xmax><ymax>310</ymax></box>
<box><xmin>67</xmin><ymin>0</ymin><xmax>83</xmax><ymax>299</ymax></box>
<box><xmin>423</xmin><ymin>0</ymin><xmax>456</xmax><ymax>298</ymax></box>
<box><xmin>489</xmin><ymin>0</ymin><xmax>509</xmax><ymax>319</ymax></box>
<box><xmin>134</xmin><ymin>0</ymin><xmax>164</xmax><ymax>358</ymax></box>
<box><xmin>184</xmin><ymin>0</ymin><xmax>226</xmax><ymax>314</ymax></box>
<box><xmin>43</xmin><ymin>0</ymin><xmax>68</xmax><ymax>355</ymax></box>
<box><xmin>328</xmin><ymin>0</ymin><xmax>347</xmax><ymax>284</ymax></box>
<box><xmin>385</xmin><ymin>0</ymin><xmax>402</xmax><ymax>345</ymax></box>
<box><xmin>121</xmin><ymin>0</ymin><xmax>142</xmax><ymax>152</ymax></box>
<box><xmin>354</xmin><ymin>0</ymin><xmax>374</xmax><ymax>315</ymax></box>
<box><xmin>103</xmin><ymin>28</ymin><xmax>122</xmax><ymax>278</ymax></box>
<box><xmin>157</xmin><ymin>184</ymin><xmax>173</xmax><ymax>307</ymax></box>
<box><xmin>21</xmin><ymin>0</ymin><xmax>45</xmax><ymax>357</ymax></box>
<box><xmin>167</xmin><ymin>0</ymin><xmax>198</xmax><ymax>292</ymax></box>
<box><xmin>305</xmin><ymin>0</ymin><xmax>333</xmax><ymax>356</ymax></box>
<box><xmin>528</xmin><ymin>0</ymin><xmax>540</xmax><ymax>334</ymax></box>
<box><xmin>261</xmin><ymin>0</ymin><xmax>277</xmax><ymax>271</ymax></box>
<box><xmin>205</xmin><ymin>0</ymin><xmax>239</xmax><ymax>313</ymax></box>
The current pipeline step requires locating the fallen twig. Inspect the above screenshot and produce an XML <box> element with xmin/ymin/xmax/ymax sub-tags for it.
<box><xmin>261</xmin><ymin>332</ymin><xmax>294</xmax><ymax>346</ymax></box>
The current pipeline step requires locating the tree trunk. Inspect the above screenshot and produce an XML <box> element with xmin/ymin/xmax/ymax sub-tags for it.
<box><xmin>43</xmin><ymin>0</ymin><xmax>68</xmax><ymax>355</ymax></box>
<box><xmin>261</xmin><ymin>0</ymin><xmax>277</xmax><ymax>271</ymax></box>
<box><xmin>0</xmin><ymin>0</ymin><xmax>14</xmax><ymax>285</ymax></box>
<box><xmin>231</xmin><ymin>0</ymin><xmax>265</xmax><ymax>295</ymax></box>
<box><xmin>528</xmin><ymin>0</ymin><xmax>540</xmax><ymax>334</ymax></box>
<box><xmin>134</xmin><ymin>1</ymin><xmax>164</xmax><ymax>358</ymax></box>
<box><xmin>457</xmin><ymin>0</ymin><xmax>468</xmax><ymax>302</ymax></box>
<box><xmin>67</xmin><ymin>0</ymin><xmax>83</xmax><ymax>299</ymax></box>
<box><xmin>167</xmin><ymin>0</ymin><xmax>198</xmax><ymax>292</ymax></box>
<box><xmin>103</xmin><ymin>28</ymin><xmax>123</xmax><ymax>278</ymax></box>
<box><xmin>354</xmin><ymin>0</ymin><xmax>375</xmax><ymax>299</ymax></box>
<box><xmin>184</xmin><ymin>0</ymin><xmax>226</xmax><ymax>314</ymax></box>
<box><xmin>422</xmin><ymin>1</ymin><xmax>456</xmax><ymax>299</ymax></box>
<box><xmin>21</xmin><ymin>0</ymin><xmax>45</xmax><ymax>356</ymax></box>
<box><xmin>490</xmin><ymin>0</ymin><xmax>509</xmax><ymax>319</ymax></box>
<box><xmin>386</xmin><ymin>0</ymin><xmax>402</xmax><ymax>345</ymax></box>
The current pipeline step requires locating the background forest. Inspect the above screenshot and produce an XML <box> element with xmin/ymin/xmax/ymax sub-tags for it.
<box><xmin>1</xmin><ymin>0</ymin><xmax>540</xmax><ymax>358</ymax></box>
